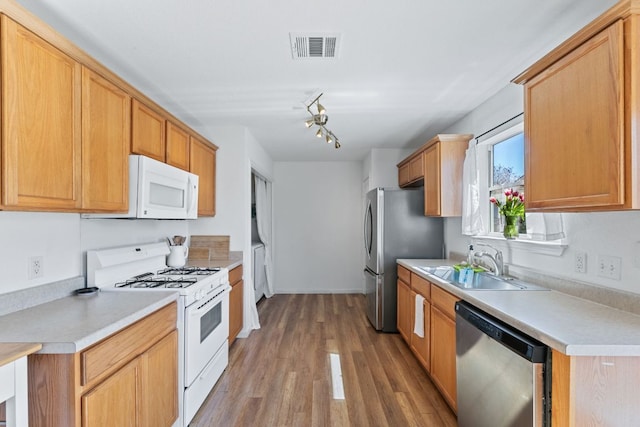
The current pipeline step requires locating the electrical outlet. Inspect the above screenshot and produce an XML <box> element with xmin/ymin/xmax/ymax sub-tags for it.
<box><xmin>597</xmin><ymin>255</ymin><xmax>621</xmax><ymax>280</ymax></box>
<box><xmin>575</xmin><ymin>252</ymin><xmax>587</xmax><ymax>273</ymax></box>
<box><xmin>28</xmin><ymin>256</ymin><xmax>43</xmax><ymax>279</ymax></box>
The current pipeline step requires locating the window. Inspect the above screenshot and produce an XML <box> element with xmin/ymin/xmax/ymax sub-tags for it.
<box><xmin>489</xmin><ymin>132</ymin><xmax>525</xmax><ymax>233</ymax></box>
<box><xmin>475</xmin><ymin>121</ymin><xmax>525</xmax><ymax>236</ymax></box>
<box><xmin>470</xmin><ymin>120</ymin><xmax>565</xmax><ymax>249</ymax></box>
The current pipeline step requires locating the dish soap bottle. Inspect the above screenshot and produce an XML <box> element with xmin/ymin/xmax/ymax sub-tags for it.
<box><xmin>466</xmin><ymin>245</ymin><xmax>474</xmax><ymax>266</ymax></box>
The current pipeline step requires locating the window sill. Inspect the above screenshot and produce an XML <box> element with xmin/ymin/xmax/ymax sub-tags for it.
<box><xmin>471</xmin><ymin>234</ymin><xmax>567</xmax><ymax>256</ymax></box>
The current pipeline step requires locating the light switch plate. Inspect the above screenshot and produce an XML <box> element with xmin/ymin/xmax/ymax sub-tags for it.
<box><xmin>575</xmin><ymin>252</ymin><xmax>587</xmax><ymax>273</ymax></box>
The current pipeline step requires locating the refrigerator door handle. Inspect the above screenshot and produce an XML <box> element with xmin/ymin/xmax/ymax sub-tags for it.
<box><xmin>364</xmin><ymin>200</ymin><xmax>373</xmax><ymax>258</ymax></box>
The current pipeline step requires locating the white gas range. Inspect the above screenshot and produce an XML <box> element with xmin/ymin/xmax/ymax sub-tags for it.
<box><xmin>87</xmin><ymin>242</ymin><xmax>231</xmax><ymax>427</ymax></box>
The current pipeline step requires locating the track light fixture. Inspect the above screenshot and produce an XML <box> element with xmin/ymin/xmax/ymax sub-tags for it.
<box><xmin>304</xmin><ymin>93</ymin><xmax>341</xmax><ymax>149</ymax></box>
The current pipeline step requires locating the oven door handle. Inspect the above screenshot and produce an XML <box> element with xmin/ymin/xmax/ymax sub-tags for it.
<box><xmin>189</xmin><ymin>285</ymin><xmax>230</xmax><ymax>316</ymax></box>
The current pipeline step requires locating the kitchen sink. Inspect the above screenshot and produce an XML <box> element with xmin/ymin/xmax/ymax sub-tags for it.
<box><xmin>416</xmin><ymin>266</ymin><xmax>548</xmax><ymax>291</ymax></box>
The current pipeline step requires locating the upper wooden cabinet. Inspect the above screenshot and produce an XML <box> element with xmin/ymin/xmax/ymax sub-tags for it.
<box><xmin>398</xmin><ymin>153</ymin><xmax>424</xmax><ymax>187</ymax></box>
<box><xmin>131</xmin><ymin>99</ymin><xmax>166</xmax><ymax>162</ymax></box>
<box><xmin>1</xmin><ymin>17</ymin><xmax>82</xmax><ymax>210</ymax></box>
<box><xmin>513</xmin><ymin>2</ymin><xmax>640</xmax><ymax>211</ymax></box>
<box><xmin>397</xmin><ymin>134</ymin><xmax>471</xmax><ymax>217</ymax></box>
<box><xmin>81</xmin><ymin>67</ymin><xmax>130</xmax><ymax>211</ymax></box>
<box><xmin>0</xmin><ymin>3</ymin><xmax>217</xmax><ymax>214</ymax></box>
<box><xmin>424</xmin><ymin>135</ymin><xmax>470</xmax><ymax>217</ymax></box>
<box><xmin>190</xmin><ymin>137</ymin><xmax>217</xmax><ymax>217</ymax></box>
<box><xmin>166</xmin><ymin>122</ymin><xmax>191</xmax><ymax>171</ymax></box>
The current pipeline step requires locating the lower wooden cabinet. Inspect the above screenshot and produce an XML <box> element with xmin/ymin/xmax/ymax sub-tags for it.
<box><xmin>396</xmin><ymin>263</ymin><xmax>459</xmax><ymax>413</ymax></box>
<box><xmin>28</xmin><ymin>302</ymin><xmax>178</xmax><ymax>427</ymax></box>
<box><xmin>429</xmin><ymin>284</ymin><xmax>459</xmax><ymax>411</ymax></box>
<box><xmin>410</xmin><ymin>290</ymin><xmax>430</xmax><ymax>371</ymax></box>
<box><xmin>139</xmin><ymin>331</ymin><xmax>179</xmax><ymax>427</ymax></box>
<box><xmin>229</xmin><ymin>265</ymin><xmax>243</xmax><ymax>345</ymax></box>
<box><xmin>82</xmin><ymin>330</ymin><xmax>178</xmax><ymax>427</ymax></box>
<box><xmin>397</xmin><ymin>275</ymin><xmax>411</xmax><ymax>342</ymax></box>
<box><xmin>81</xmin><ymin>357</ymin><xmax>138</xmax><ymax>427</ymax></box>
<box><xmin>430</xmin><ymin>302</ymin><xmax>457</xmax><ymax>411</ymax></box>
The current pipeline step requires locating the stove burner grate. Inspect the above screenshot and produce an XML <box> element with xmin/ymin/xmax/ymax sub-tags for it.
<box><xmin>158</xmin><ymin>266</ymin><xmax>221</xmax><ymax>276</ymax></box>
<box><xmin>115</xmin><ymin>275</ymin><xmax>198</xmax><ymax>289</ymax></box>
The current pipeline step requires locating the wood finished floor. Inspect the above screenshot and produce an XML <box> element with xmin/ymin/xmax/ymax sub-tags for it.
<box><xmin>190</xmin><ymin>294</ymin><xmax>457</xmax><ymax>427</ymax></box>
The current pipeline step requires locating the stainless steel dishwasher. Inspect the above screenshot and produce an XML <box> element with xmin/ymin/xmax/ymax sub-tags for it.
<box><xmin>455</xmin><ymin>301</ymin><xmax>550</xmax><ymax>427</ymax></box>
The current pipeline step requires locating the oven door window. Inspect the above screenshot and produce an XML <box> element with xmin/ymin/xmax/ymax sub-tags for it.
<box><xmin>201</xmin><ymin>301</ymin><xmax>222</xmax><ymax>343</ymax></box>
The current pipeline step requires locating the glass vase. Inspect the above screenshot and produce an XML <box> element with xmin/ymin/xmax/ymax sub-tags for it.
<box><xmin>503</xmin><ymin>215</ymin><xmax>519</xmax><ymax>239</ymax></box>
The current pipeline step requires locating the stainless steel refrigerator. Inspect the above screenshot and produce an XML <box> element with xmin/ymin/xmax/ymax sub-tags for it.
<box><xmin>364</xmin><ymin>187</ymin><xmax>444</xmax><ymax>332</ymax></box>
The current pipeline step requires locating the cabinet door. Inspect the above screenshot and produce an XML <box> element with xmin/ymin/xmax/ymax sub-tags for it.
<box><xmin>398</xmin><ymin>163</ymin><xmax>410</xmax><ymax>187</ymax></box>
<box><xmin>190</xmin><ymin>137</ymin><xmax>216</xmax><ymax>216</ymax></box>
<box><xmin>409</xmin><ymin>154</ymin><xmax>424</xmax><ymax>182</ymax></box>
<box><xmin>524</xmin><ymin>22</ymin><xmax>624</xmax><ymax>210</ymax></box>
<box><xmin>166</xmin><ymin>121</ymin><xmax>190</xmax><ymax>171</ymax></box>
<box><xmin>140</xmin><ymin>330</ymin><xmax>178</xmax><ymax>427</ymax></box>
<box><xmin>81</xmin><ymin>358</ymin><xmax>138</xmax><ymax>427</ymax></box>
<box><xmin>81</xmin><ymin>67</ymin><xmax>130</xmax><ymax>211</ymax></box>
<box><xmin>430</xmin><ymin>305</ymin><xmax>457</xmax><ymax>411</ymax></box>
<box><xmin>1</xmin><ymin>17</ymin><xmax>81</xmax><ymax>210</ymax></box>
<box><xmin>229</xmin><ymin>280</ymin><xmax>244</xmax><ymax>344</ymax></box>
<box><xmin>410</xmin><ymin>293</ymin><xmax>430</xmax><ymax>372</ymax></box>
<box><xmin>396</xmin><ymin>279</ymin><xmax>411</xmax><ymax>342</ymax></box>
<box><xmin>131</xmin><ymin>99</ymin><xmax>166</xmax><ymax>161</ymax></box>
<box><xmin>424</xmin><ymin>143</ymin><xmax>441</xmax><ymax>216</ymax></box>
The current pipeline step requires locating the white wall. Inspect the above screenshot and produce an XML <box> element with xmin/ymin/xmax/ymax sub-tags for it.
<box><xmin>188</xmin><ymin>126</ymin><xmax>246</xmax><ymax>250</ymax></box>
<box><xmin>443</xmin><ymin>84</ymin><xmax>640</xmax><ymax>295</ymax></box>
<box><xmin>0</xmin><ymin>210</ymin><xmax>194</xmax><ymax>294</ymax></box>
<box><xmin>273</xmin><ymin>161</ymin><xmax>362</xmax><ymax>293</ymax></box>
<box><xmin>363</xmin><ymin>148</ymin><xmax>412</xmax><ymax>190</ymax></box>
<box><xmin>0</xmin><ymin>212</ymin><xmax>81</xmax><ymax>293</ymax></box>
<box><xmin>189</xmin><ymin>125</ymin><xmax>274</xmax><ymax>334</ymax></box>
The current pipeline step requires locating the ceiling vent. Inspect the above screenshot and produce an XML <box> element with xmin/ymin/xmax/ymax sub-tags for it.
<box><xmin>290</xmin><ymin>33</ymin><xmax>341</xmax><ymax>60</ymax></box>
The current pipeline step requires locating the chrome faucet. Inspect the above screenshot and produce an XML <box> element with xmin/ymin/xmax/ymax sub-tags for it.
<box><xmin>473</xmin><ymin>243</ymin><xmax>504</xmax><ymax>276</ymax></box>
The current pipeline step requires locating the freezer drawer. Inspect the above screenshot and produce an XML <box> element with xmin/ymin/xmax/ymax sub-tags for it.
<box><xmin>364</xmin><ymin>268</ymin><xmax>382</xmax><ymax>330</ymax></box>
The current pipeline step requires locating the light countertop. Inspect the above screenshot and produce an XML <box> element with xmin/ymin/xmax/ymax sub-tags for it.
<box><xmin>398</xmin><ymin>259</ymin><xmax>640</xmax><ymax>357</ymax></box>
<box><xmin>188</xmin><ymin>250</ymin><xmax>243</xmax><ymax>271</ymax></box>
<box><xmin>0</xmin><ymin>290</ymin><xmax>177</xmax><ymax>354</ymax></box>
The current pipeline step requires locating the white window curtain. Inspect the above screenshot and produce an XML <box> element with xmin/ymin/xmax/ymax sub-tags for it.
<box><xmin>461</xmin><ymin>139</ymin><xmax>485</xmax><ymax>236</ymax></box>
<box><xmin>254</xmin><ymin>174</ymin><xmax>274</xmax><ymax>298</ymax></box>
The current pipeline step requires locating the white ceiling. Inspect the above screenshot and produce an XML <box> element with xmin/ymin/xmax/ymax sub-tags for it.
<box><xmin>16</xmin><ymin>0</ymin><xmax>617</xmax><ymax>161</ymax></box>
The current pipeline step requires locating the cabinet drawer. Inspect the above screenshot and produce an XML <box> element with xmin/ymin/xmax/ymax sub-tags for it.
<box><xmin>430</xmin><ymin>285</ymin><xmax>458</xmax><ymax>320</ymax></box>
<box><xmin>411</xmin><ymin>273</ymin><xmax>431</xmax><ymax>300</ymax></box>
<box><xmin>397</xmin><ymin>265</ymin><xmax>410</xmax><ymax>283</ymax></box>
<box><xmin>229</xmin><ymin>265</ymin><xmax>243</xmax><ymax>285</ymax></box>
<box><xmin>81</xmin><ymin>302</ymin><xmax>177</xmax><ymax>386</ymax></box>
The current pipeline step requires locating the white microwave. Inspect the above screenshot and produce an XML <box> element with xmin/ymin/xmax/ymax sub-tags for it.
<box><xmin>84</xmin><ymin>155</ymin><xmax>199</xmax><ymax>219</ymax></box>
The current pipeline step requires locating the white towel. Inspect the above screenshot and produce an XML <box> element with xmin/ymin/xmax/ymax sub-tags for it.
<box><xmin>525</xmin><ymin>212</ymin><xmax>565</xmax><ymax>241</ymax></box>
<box><xmin>413</xmin><ymin>294</ymin><xmax>425</xmax><ymax>338</ymax></box>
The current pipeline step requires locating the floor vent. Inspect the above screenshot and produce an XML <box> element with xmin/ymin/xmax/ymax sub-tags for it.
<box><xmin>290</xmin><ymin>33</ymin><xmax>341</xmax><ymax>59</ymax></box>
